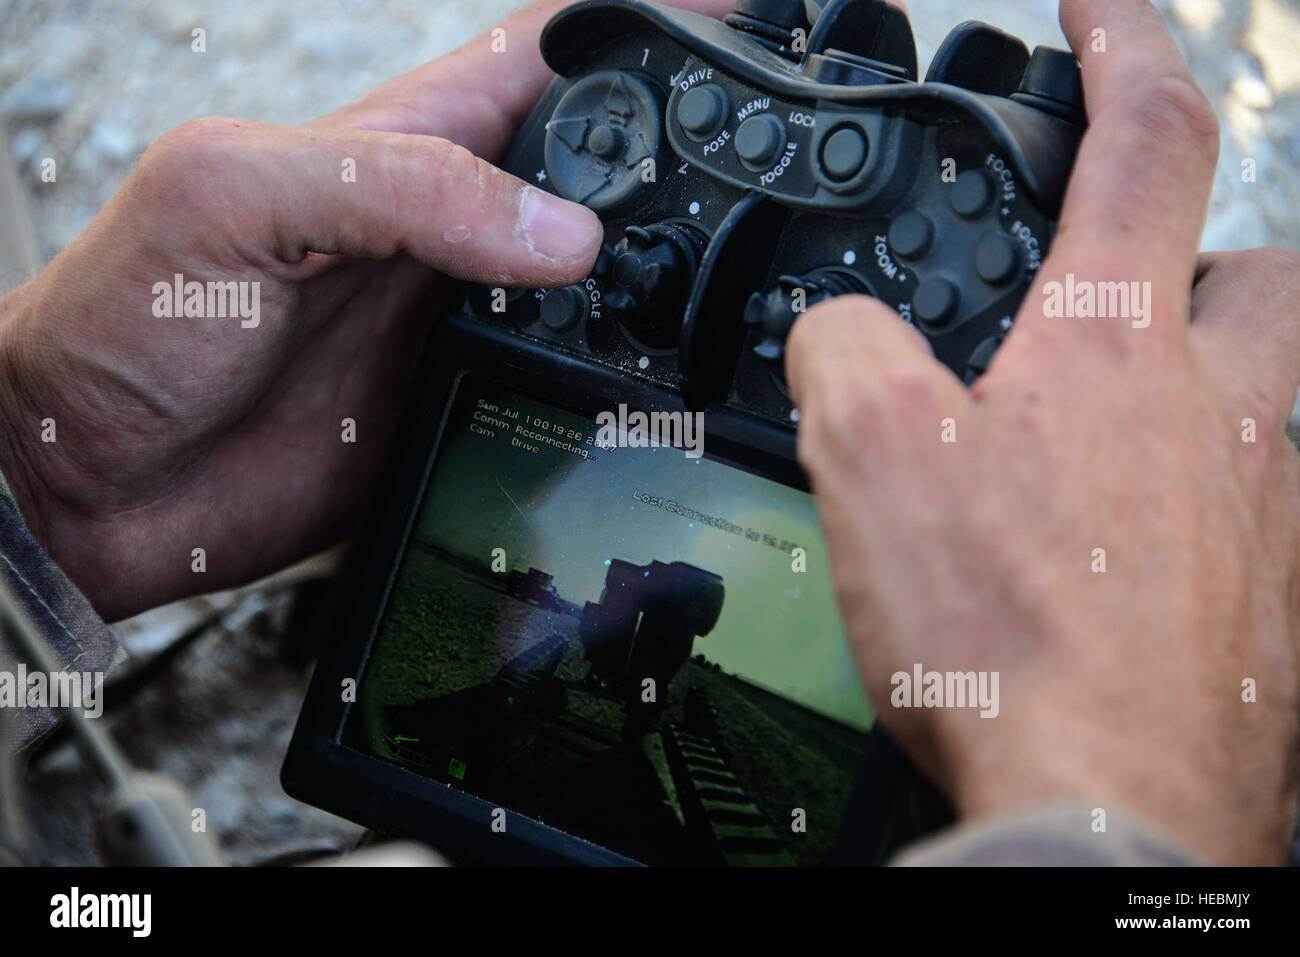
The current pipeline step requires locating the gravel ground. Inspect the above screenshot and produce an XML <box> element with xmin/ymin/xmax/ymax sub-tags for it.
<box><xmin>4</xmin><ymin>0</ymin><xmax>1299</xmax><ymax>865</ymax></box>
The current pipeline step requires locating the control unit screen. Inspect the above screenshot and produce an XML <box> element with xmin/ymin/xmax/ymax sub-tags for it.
<box><xmin>343</xmin><ymin>376</ymin><xmax>873</xmax><ymax>864</ymax></box>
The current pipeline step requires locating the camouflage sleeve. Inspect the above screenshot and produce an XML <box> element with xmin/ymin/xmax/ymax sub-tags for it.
<box><xmin>889</xmin><ymin>802</ymin><xmax>1201</xmax><ymax>866</ymax></box>
<box><xmin>0</xmin><ymin>470</ymin><xmax>126</xmax><ymax>749</ymax></box>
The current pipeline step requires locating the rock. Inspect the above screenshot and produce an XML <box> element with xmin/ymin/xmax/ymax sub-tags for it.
<box><xmin>41</xmin><ymin>23</ymin><xmax>93</xmax><ymax>71</ymax></box>
<box><xmin>1</xmin><ymin>75</ymin><xmax>72</xmax><ymax>122</ymax></box>
<box><xmin>10</xmin><ymin>128</ymin><xmax>42</xmax><ymax>166</ymax></box>
<box><xmin>87</xmin><ymin>122</ymin><xmax>139</xmax><ymax>164</ymax></box>
<box><xmin>1248</xmin><ymin>0</ymin><xmax>1300</xmax><ymax>95</ymax></box>
<box><xmin>1171</xmin><ymin>0</ymin><xmax>1225</xmax><ymax>34</ymax></box>
<box><xmin>1202</xmin><ymin>200</ymin><xmax>1270</xmax><ymax>252</ymax></box>
<box><xmin>1232</xmin><ymin>73</ymin><xmax>1274</xmax><ymax>111</ymax></box>
<box><xmin>294</xmin><ymin>23</ymin><xmax>374</xmax><ymax>66</ymax></box>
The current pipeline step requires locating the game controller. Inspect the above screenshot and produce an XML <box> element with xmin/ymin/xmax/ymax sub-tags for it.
<box><xmin>459</xmin><ymin>0</ymin><xmax>1086</xmax><ymax>426</ymax></box>
<box><xmin>282</xmin><ymin>0</ymin><xmax>1090</xmax><ymax>865</ymax></box>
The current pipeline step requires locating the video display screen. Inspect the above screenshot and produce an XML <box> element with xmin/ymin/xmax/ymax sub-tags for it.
<box><xmin>343</xmin><ymin>375</ymin><xmax>873</xmax><ymax>864</ymax></box>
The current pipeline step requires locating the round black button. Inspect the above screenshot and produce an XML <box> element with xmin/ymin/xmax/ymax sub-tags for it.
<box><xmin>975</xmin><ymin>233</ymin><xmax>1022</xmax><ymax>284</ymax></box>
<box><xmin>735</xmin><ymin>114</ymin><xmax>786</xmax><ymax>168</ymax></box>
<box><xmin>587</xmin><ymin>124</ymin><xmax>625</xmax><ymax>160</ymax></box>
<box><xmin>913</xmin><ymin>278</ymin><xmax>959</xmax><ymax>329</ymax></box>
<box><xmin>677</xmin><ymin>84</ymin><xmax>727</xmax><ymax>138</ymax></box>
<box><xmin>539</xmin><ymin>286</ymin><xmax>587</xmax><ymax>333</ymax></box>
<box><xmin>820</xmin><ymin>126</ymin><xmax>869</xmax><ymax>181</ymax></box>
<box><xmin>888</xmin><ymin>211</ymin><xmax>934</xmax><ymax>259</ymax></box>
<box><xmin>951</xmin><ymin>170</ymin><xmax>994</xmax><ymax>217</ymax></box>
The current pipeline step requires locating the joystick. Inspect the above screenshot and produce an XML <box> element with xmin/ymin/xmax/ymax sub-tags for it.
<box><xmin>597</xmin><ymin>222</ymin><xmax>709</xmax><ymax>349</ymax></box>
<box><xmin>744</xmin><ymin>269</ymin><xmax>872</xmax><ymax>366</ymax></box>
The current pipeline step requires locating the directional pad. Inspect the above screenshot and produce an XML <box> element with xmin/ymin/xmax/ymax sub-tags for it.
<box><xmin>547</xmin><ymin>116</ymin><xmax>590</xmax><ymax>153</ymax></box>
<box><xmin>602</xmin><ymin>75</ymin><xmax>635</xmax><ymax>120</ymax></box>
<box><xmin>543</xmin><ymin>71</ymin><xmax>665</xmax><ymax>214</ymax></box>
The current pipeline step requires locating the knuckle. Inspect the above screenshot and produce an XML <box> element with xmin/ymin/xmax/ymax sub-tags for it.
<box><xmin>876</xmin><ymin>366</ymin><xmax>945</xmax><ymax>415</ymax></box>
<box><xmin>132</xmin><ymin>116</ymin><xmax>244</xmax><ymax>207</ymax></box>
<box><xmin>1250</xmin><ymin>245</ymin><xmax>1300</xmax><ymax>280</ymax></box>
<box><xmin>168</xmin><ymin>114</ymin><xmax>244</xmax><ymax>144</ymax></box>
<box><xmin>147</xmin><ymin>116</ymin><xmax>243</xmax><ymax>170</ymax></box>
<box><xmin>1129</xmin><ymin>75</ymin><xmax>1220</xmax><ymax>163</ymax></box>
<box><xmin>416</xmin><ymin>136</ymin><xmax>493</xmax><ymax>205</ymax></box>
<box><xmin>1244</xmin><ymin>386</ymin><xmax>1283</xmax><ymax>439</ymax></box>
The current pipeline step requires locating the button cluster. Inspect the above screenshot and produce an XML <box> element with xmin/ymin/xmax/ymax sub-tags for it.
<box><xmin>676</xmin><ymin>84</ymin><xmax>792</xmax><ymax>171</ymax></box>
<box><xmin>676</xmin><ymin>84</ymin><xmax>879</xmax><ymax>185</ymax></box>
<box><xmin>883</xmin><ymin>167</ymin><xmax>1027</xmax><ymax>334</ymax></box>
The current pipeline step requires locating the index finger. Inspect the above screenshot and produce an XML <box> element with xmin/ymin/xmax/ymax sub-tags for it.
<box><xmin>1013</xmin><ymin>0</ymin><xmax>1220</xmax><ymax>355</ymax></box>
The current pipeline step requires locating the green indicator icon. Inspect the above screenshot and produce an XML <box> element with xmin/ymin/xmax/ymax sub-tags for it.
<box><xmin>449</xmin><ymin>758</ymin><xmax>467</xmax><ymax>780</ymax></box>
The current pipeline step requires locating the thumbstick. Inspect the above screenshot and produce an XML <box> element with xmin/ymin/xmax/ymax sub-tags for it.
<box><xmin>597</xmin><ymin>222</ymin><xmax>709</xmax><ymax>349</ymax></box>
<box><xmin>744</xmin><ymin>268</ymin><xmax>871</xmax><ymax>367</ymax></box>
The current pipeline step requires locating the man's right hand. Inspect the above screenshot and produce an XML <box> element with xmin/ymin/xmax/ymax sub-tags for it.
<box><xmin>787</xmin><ymin>0</ymin><xmax>1300</xmax><ymax>864</ymax></box>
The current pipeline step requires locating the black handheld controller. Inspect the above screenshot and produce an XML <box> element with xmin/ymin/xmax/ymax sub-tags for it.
<box><xmin>283</xmin><ymin>0</ymin><xmax>1089</xmax><ymax>866</ymax></box>
<box><xmin>462</xmin><ymin>0</ymin><xmax>1085</xmax><ymax>426</ymax></box>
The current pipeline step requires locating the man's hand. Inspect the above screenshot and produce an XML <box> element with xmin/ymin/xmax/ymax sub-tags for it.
<box><xmin>0</xmin><ymin>0</ymin><xmax>731</xmax><ymax>621</ymax></box>
<box><xmin>787</xmin><ymin>0</ymin><xmax>1300</xmax><ymax>864</ymax></box>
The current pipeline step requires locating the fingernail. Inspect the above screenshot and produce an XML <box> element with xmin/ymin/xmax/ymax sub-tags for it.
<box><xmin>516</xmin><ymin>186</ymin><xmax>601</xmax><ymax>263</ymax></box>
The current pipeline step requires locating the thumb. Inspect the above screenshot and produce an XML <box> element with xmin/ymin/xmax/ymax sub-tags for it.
<box><xmin>134</xmin><ymin>117</ymin><xmax>602</xmax><ymax>287</ymax></box>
